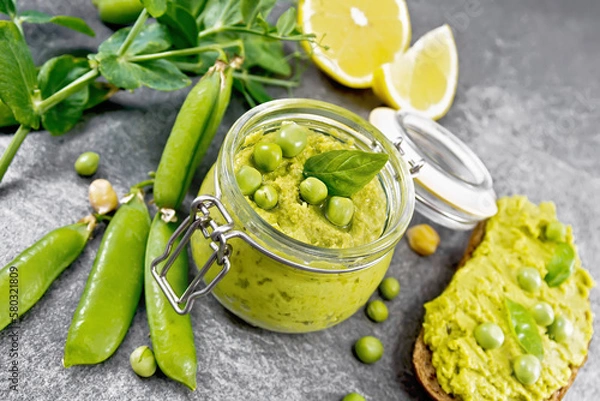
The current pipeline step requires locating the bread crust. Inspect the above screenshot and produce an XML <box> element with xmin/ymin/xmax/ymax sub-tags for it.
<box><xmin>413</xmin><ymin>222</ymin><xmax>586</xmax><ymax>401</ymax></box>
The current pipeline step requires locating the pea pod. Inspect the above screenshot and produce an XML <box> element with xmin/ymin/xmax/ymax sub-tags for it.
<box><xmin>505</xmin><ymin>298</ymin><xmax>543</xmax><ymax>360</ymax></box>
<box><xmin>92</xmin><ymin>0</ymin><xmax>144</xmax><ymax>25</ymax></box>
<box><xmin>64</xmin><ymin>190</ymin><xmax>150</xmax><ymax>367</ymax></box>
<box><xmin>154</xmin><ymin>61</ymin><xmax>233</xmax><ymax>209</ymax></box>
<box><xmin>145</xmin><ymin>213</ymin><xmax>197</xmax><ymax>390</ymax></box>
<box><xmin>0</xmin><ymin>218</ymin><xmax>95</xmax><ymax>331</ymax></box>
<box><xmin>544</xmin><ymin>243</ymin><xmax>576</xmax><ymax>287</ymax></box>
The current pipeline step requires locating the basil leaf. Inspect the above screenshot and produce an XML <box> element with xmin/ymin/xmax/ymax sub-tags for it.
<box><xmin>99</xmin><ymin>55</ymin><xmax>191</xmax><ymax>91</ymax></box>
<box><xmin>505</xmin><ymin>298</ymin><xmax>544</xmax><ymax>360</ymax></box>
<box><xmin>276</xmin><ymin>8</ymin><xmax>296</xmax><ymax>36</ymax></box>
<box><xmin>0</xmin><ymin>99</ymin><xmax>18</xmax><ymax>127</ymax></box>
<box><xmin>243</xmin><ymin>35</ymin><xmax>291</xmax><ymax>76</ymax></box>
<box><xmin>158</xmin><ymin>2</ymin><xmax>199</xmax><ymax>49</ymax></box>
<box><xmin>18</xmin><ymin>11</ymin><xmax>95</xmax><ymax>37</ymax></box>
<box><xmin>98</xmin><ymin>23</ymin><xmax>171</xmax><ymax>57</ymax></box>
<box><xmin>544</xmin><ymin>243</ymin><xmax>576</xmax><ymax>287</ymax></box>
<box><xmin>304</xmin><ymin>150</ymin><xmax>389</xmax><ymax>197</ymax></box>
<box><xmin>38</xmin><ymin>56</ymin><xmax>91</xmax><ymax>135</ymax></box>
<box><xmin>0</xmin><ymin>0</ymin><xmax>16</xmax><ymax>17</ymax></box>
<box><xmin>141</xmin><ymin>0</ymin><xmax>167</xmax><ymax>18</ymax></box>
<box><xmin>0</xmin><ymin>21</ymin><xmax>39</xmax><ymax>129</ymax></box>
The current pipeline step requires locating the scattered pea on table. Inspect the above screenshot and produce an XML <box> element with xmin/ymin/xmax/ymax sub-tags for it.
<box><xmin>74</xmin><ymin>151</ymin><xmax>100</xmax><ymax>176</ymax></box>
<box><xmin>379</xmin><ymin>277</ymin><xmax>400</xmax><ymax>300</ymax></box>
<box><xmin>354</xmin><ymin>336</ymin><xmax>384</xmax><ymax>364</ymax></box>
<box><xmin>130</xmin><ymin>346</ymin><xmax>157</xmax><ymax>378</ymax></box>
<box><xmin>365</xmin><ymin>300</ymin><xmax>388</xmax><ymax>323</ymax></box>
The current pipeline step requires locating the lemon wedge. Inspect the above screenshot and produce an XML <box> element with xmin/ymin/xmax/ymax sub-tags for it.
<box><xmin>298</xmin><ymin>0</ymin><xmax>411</xmax><ymax>89</ymax></box>
<box><xmin>372</xmin><ymin>24</ymin><xmax>458</xmax><ymax>120</ymax></box>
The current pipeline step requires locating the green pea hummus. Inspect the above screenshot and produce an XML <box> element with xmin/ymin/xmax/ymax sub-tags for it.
<box><xmin>423</xmin><ymin>196</ymin><xmax>594</xmax><ymax>400</ymax></box>
<box><xmin>233</xmin><ymin>128</ymin><xmax>387</xmax><ymax>248</ymax></box>
<box><xmin>191</xmin><ymin>126</ymin><xmax>391</xmax><ymax>332</ymax></box>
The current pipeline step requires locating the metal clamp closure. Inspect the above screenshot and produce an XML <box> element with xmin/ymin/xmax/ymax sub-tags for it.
<box><xmin>151</xmin><ymin>195</ymin><xmax>235</xmax><ymax>315</ymax></box>
<box><xmin>394</xmin><ymin>136</ymin><xmax>425</xmax><ymax>176</ymax></box>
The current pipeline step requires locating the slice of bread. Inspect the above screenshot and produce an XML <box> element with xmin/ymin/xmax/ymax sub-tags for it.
<box><xmin>413</xmin><ymin>222</ymin><xmax>588</xmax><ymax>401</ymax></box>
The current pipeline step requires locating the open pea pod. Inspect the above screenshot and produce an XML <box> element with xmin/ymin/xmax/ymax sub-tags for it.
<box><xmin>64</xmin><ymin>189</ymin><xmax>150</xmax><ymax>367</ymax></box>
<box><xmin>0</xmin><ymin>218</ymin><xmax>95</xmax><ymax>331</ymax></box>
<box><xmin>505</xmin><ymin>298</ymin><xmax>544</xmax><ymax>360</ymax></box>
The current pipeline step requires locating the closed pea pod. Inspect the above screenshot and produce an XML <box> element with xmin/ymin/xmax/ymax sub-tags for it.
<box><xmin>154</xmin><ymin>61</ymin><xmax>233</xmax><ymax>210</ymax></box>
<box><xmin>0</xmin><ymin>217</ymin><xmax>95</xmax><ymax>331</ymax></box>
<box><xmin>145</xmin><ymin>213</ymin><xmax>197</xmax><ymax>390</ymax></box>
<box><xmin>64</xmin><ymin>189</ymin><xmax>151</xmax><ymax>367</ymax></box>
<box><xmin>92</xmin><ymin>0</ymin><xmax>144</xmax><ymax>25</ymax></box>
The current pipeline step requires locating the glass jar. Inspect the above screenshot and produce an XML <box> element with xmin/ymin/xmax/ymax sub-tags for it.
<box><xmin>151</xmin><ymin>99</ymin><xmax>496</xmax><ymax>333</ymax></box>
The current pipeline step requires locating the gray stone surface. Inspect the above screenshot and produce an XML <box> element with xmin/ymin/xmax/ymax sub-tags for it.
<box><xmin>1</xmin><ymin>0</ymin><xmax>599</xmax><ymax>400</ymax></box>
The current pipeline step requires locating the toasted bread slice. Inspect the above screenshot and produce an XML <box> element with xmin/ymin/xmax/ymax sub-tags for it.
<box><xmin>413</xmin><ymin>222</ymin><xmax>588</xmax><ymax>401</ymax></box>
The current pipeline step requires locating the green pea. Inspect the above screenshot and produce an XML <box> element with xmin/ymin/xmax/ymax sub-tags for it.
<box><xmin>545</xmin><ymin>221</ymin><xmax>566</xmax><ymax>242</ymax></box>
<box><xmin>474</xmin><ymin>322</ymin><xmax>504</xmax><ymax>350</ymax></box>
<box><xmin>517</xmin><ymin>267</ymin><xmax>541</xmax><ymax>292</ymax></box>
<box><xmin>275</xmin><ymin>122</ymin><xmax>309</xmax><ymax>157</ymax></box>
<box><xmin>379</xmin><ymin>277</ymin><xmax>400</xmax><ymax>300</ymax></box>
<box><xmin>254</xmin><ymin>185</ymin><xmax>278</xmax><ymax>210</ymax></box>
<box><xmin>342</xmin><ymin>393</ymin><xmax>366</xmax><ymax>401</ymax></box>
<box><xmin>366</xmin><ymin>300</ymin><xmax>388</xmax><ymax>323</ymax></box>
<box><xmin>513</xmin><ymin>354</ymin><xmax>541</xmax><ymax>385</ymax></box>
<box><xmin>74</xmin><ymin>151</ymin><xmax>100</xmax><ymax>176</ymax></box>
<box><xmin>130</xmin><ymin>346</ymin><xmax>157</xmax><ymax>378</ymax></box>
<box><xmin>354</xmin><ymin>336</ymin><xmax>384</xmax><ymax>364</ymax></box>
<box><xmin>236</xmin><ymin>166</ymin><xmax>262</xmax><ymax>196</ymax></box>
<box><xmin>548</xmin><ymin>315</ymin><xmax>573</xmax><ymax>342</ymax></box>
<box><xmin>325</xmin><ymin>196</ymin><xmax>354</xmax><ymax>227</ymax></box>
<box><xmin>530</xmin><ymin>302</ymin><xmax>555</xmax><ymax>327</ymax></box>
<box><xmin>300</xmin><ymin>177</ymin><xmax>328</xmax><ymax>205</ymax></box>
<box><xmin>253</xmin><ymin>143</ymin><xmax>283</xmax><ymax>172</ymax></box>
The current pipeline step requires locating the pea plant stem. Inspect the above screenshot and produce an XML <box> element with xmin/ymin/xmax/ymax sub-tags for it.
<box><xmin>198</xmin><ymin>26</ymin><xmax>310</xmax><ymax>43</ymax></box>
<box><xmin>231</xmin><ymin>72</ymin><xmax>299</xmax><ymax>88</ymax></box>
<box><xmin>0</xmin><ymin>125</ymin><xmax>31</xmax><ymax>182</ymax></box>
<box><xmin>128</xmin><ymin>45</ymin><xmax>228</xmax><ymax>63</ymax></box>
<box><xmin>117</xmin><ymin>9</ymin><xmax>149</xmax><ymax>57</ymax></box>
<box><xmin>37</xmin><ymin>69</ymin><xmax>100</xmax><ymax>114</ymax></box>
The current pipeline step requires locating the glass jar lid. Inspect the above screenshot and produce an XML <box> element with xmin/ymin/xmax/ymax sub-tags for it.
<box><xmin>370</xmin><ymin>107</ymin><xmax>497</xmax><ymax>230</ymax></box>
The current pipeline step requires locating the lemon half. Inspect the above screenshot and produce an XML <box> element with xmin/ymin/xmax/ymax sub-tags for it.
<box><xmin>299</xmin><ymin>0</ymin><xmax>411</xmax><ymax>88</ymax></box>
<box><xmin>372</xmin><ymin>24</ymin><xmax>458</xmax><ymax>120</ymax></box>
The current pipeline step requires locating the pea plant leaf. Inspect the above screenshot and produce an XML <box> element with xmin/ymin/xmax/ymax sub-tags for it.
<box><xmin>86</xmin><ymin>82</ymin><xmax>119</xmax><ymax>110</ymax></box>
<box><xmin>99</xmin><ymin>55</ymin><xmax>190</xmax><ymax>91</ymax></box>
<box><xmin>141</xmin><ymin>0</ymin><xmax>167</xmax><ymax>18</ymax></box>
<box><xmin>304</xmin><ymin>150</ymin><xmax>389</xmax><ymax>197</ymax></box>
<box><xmin>157</xmin><ymin>2</ymin><xmax>199</xmax><ymax>49</ymax></box>
<box><xmin>243</xmin><ymin>35</ymin><xmax>291</xmax><ymax>76</ymax></box>
<box><xmin>0</xmin><ymin>21</ymin><xmax>39</xmax><ymax>129</ymax></box>
<box><xmin>241</xmin><ymin>0</ymin><xmax>277</xmax><ymax>26</ymax></box>
<box><xmin>275</xmin><ymin>8</ymin><xmax>296</xmax><ymax>36</ymax></box>
<box><xmin>38</xmin><ymin>56</ymin><xmax>91</xmax><ymax>135</ymax></box>
<box><xmin>98</xmin><ymin>23</ymin><xmax>171</xmax><ymax>57</ymax></box>
<box><xmin>18</xmin><ymin>10</ymin><xmax>95</xmax><ymax>37</ymax></box>
<box><xmin>176</xmin><ymin>0</ymin><xmax>207</xmax><ymax>18</ymax></box>
<box><xmin>0</xmin><ymin>99</ymin><xmax>18</xmax><ymax>127</ymax></box>
<box><xmin>544</xmin><ymin>243</ymin><xmax>576</xmax><ymax>287</ymax></box>
<box><xmin>0</xmin><ymin>0</ymin><xmax>16</xmax><ymax>17</ymax></box>
<box><xmin>505</xmin><ymin>298</ymin><xmax>544</xmax><ymax>360</ymax></box>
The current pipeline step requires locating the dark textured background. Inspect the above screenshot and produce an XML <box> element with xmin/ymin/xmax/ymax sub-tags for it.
<box><xmin>1</xmin><ymin>0</ymin><xmax>599</xmax><ymax>400</ymax></box>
